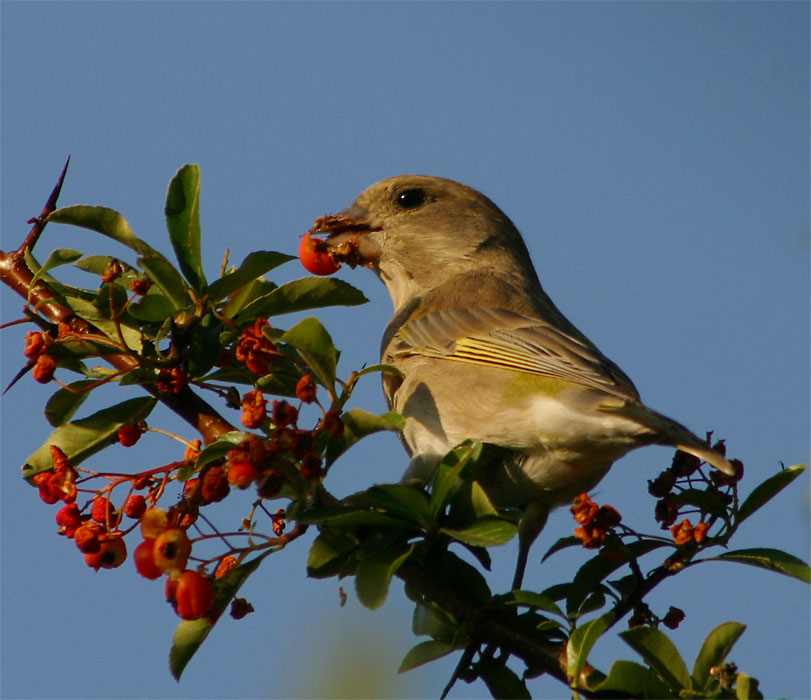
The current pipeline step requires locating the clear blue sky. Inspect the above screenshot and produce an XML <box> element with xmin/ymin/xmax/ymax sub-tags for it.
<box><xmin>2</xmin><ymin>3</ymin><xmax>808</xmax><ymax>698</ymax></box>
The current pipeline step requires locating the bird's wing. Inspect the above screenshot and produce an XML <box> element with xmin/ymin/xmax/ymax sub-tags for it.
<box><xmin>387</xmin><ymin>306</ymin><xmax>640</xmax><ymax>401</ymax></box>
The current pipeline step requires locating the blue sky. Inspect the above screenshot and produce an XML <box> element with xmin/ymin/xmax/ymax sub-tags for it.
<box><xmin>1</xmin><ymin>2</ymin><xmax>808</xmax><ymax>698</ymax></box>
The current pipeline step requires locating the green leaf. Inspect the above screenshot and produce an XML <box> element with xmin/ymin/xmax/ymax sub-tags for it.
<box><xmin>238</xmin><ymin>276</ymin><xmax>368</xmax><ymax>319</ymax></box>
<box><xmin>501</xmin><ymin>590</ymin><xmax>565</xmax><ymax>618</ymax></box>
<box><xmin>22</xmin><ymin>396</ymin><xmax>157</xmax><ymax>477</ymax></box>
<box><xmin>566</xmin><ymin>612</ymin><xmax>615</xmax><ymax>687</ymax></box>
<box><xmin>165</xmin><ymin>164</ymin><xmax>206</xmax><ymax>291</ymax></box>
<box><xmin>480</xmin><ymin>660</ymin><xmax>531</xmax><ymax>699</ymax></box>
<box><xmin>296</xmin><ymin>504</ymin><xmax>419</xmax><ymax>530</ymax></box>
<box><xmin>619</xmin><ymin>626</ymin><xmax>691</xmax><ymax>693</ymax></box>
<box><xmin>187</xmin><ymin>313</ymin><xmax>223</xmax><ymax>378</ymax></box>
<box><xmin>441</xmin><ymin>515</ymin><xmax>517</xmax><ymax>547</ymax></box>
<box><xmin>47</xmin><ymin>205</ymin><xmax>162</xmax><ymax>258</ymax></box>
<box><xmin>709</xmin><ymin>547</ymin><xmax>811</xmax><ymax>583</ymax></box>
<box><xmin>567</xmin><ymin>539</ymin><xmax>671</xmax><ymax>615</ymax></box>
<box><xmin>280</xmin><ymin>317</ymin><xmax>338</xmax><ymax>394</ymax></box>
<box><xmin>691</xmin><ymin>621</ymin><xmax>747</xmax><ymax>689</ymax></box>
<box><xmin>206</xmin><ymin>251</ymin><xmax>294</xmax><ymax>301</ymax></box>
<box><xmin>594</xmin><ymin>659</ymin><xmax>675</xmax><ymax>699</ymax></box>
<box><xmin>398</xmin><ymin>640</ymin><xmax>456</xmax><ymax>673</ymax></box>
<box><xmin>348</xmin><ymin>485</ymin><xmax>432</xmax><ymax>529</ymax></box>
<box><xmin>28</xmin><ymin>248</ymin><xmax>83</xmax><ymax>291</ymax></box>
<box><xmin>193</xmin><ymin>431</ymin><xmax>253</xmax><ymax>469</ymax></box>
<box><xmin>326</xmin><ymin>409</ymin><xmax>405</xmax><ymax>465</ymax></box>
<box><xmin>169</xmin><ymin>553</ymin><xmax>267</xmax><ymax>680</ymax></box>
<box><xmin>542</xmin><ymin>536</ymin><xmax>581</xmax><ymax>562</ymax></box>
<box><xmin>63</xmin><ymin>296</ymin><xmax>143</xmax><ymax>353</ymax></box>
<box><xmin>127</xmin><ymin>292</ymin><xmax>176</xmax><ymax>322</ymax></box>
<box><xmin>735</xmin><ymin>672</ymin><xmax>763</xmax><ymax>699</ymax></box>
<box><xmin>737</xmin><ymin>464</ymin><xmax>806</xmax><ymax>524</ymax></box>
<box><xmin>306</xmin><ymin>528</ymin><xmax>360</xmax><ymax>578</ymax></box>
<box><xmin>412</xmin><ymin>601</ymin><xmax>458</xmax><ymax>641</ymax></box>
<box><xmin>429</xmin><ymin>442</ymin><xmax>481</xmax><ymax>518</ymax></box>
<box><xmin>138</xmin><ymin>255</ymin><xmax>189</xmax><ymax>310</ymax></box>
<box><xmin>355</xmin><ymin>543</ymin><xmax>414</xmax><ymax>610</ymax></box>
<box><xmin>43</xmin><ymin>380</ymin><xmax>97</xmax><ymax>427</ymax></box>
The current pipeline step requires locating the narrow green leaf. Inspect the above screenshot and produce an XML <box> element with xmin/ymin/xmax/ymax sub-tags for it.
<box><xmin>296</xmin><ymin>504</ymin><xmax>418</xmax><ymax>530</ymax></box>
<box><xmin>355</xmin><ymin>543</ymin><xmax>414</xmax><ymax>610</ymax></box>
<box><xmin>43</xmin><ymin>380</ymin><xmax>97</xmax><ymax>427</ymax></box>
<box><xmin>206</xmin><ymin>251</ymin><xmax>294</xmax><ymax>301</ymax></box>
<box><xmin>398</xmin><ymin>640</ymin><xmax>456</xmax><ymax>673</ymax></box>
<box><xmin>691</xmin><ymin>621</ymin><xmax>747</xmax><ymax>689</ymax></box>
<box><xmin>169</xmin><ymin>553</ymin><xmax>267</xmax><ymax>679</ymax></box>
<box><xmin>22</xmin><ymin>396</ymin><xmax>157</xmax><ymax>477</ymax></box>
<box><xmin>619</xmin><ymin>626</ymin><xmax>691</xmax><ymax>692</ymax></box>
<box><xmin>280</xmin><ymin>317</ymin><xmax>338</xmax><ymax>393</ymax></box>
<box><xmin>709</xmin><ymin>548</ymin><xmax>811</xmax><ymax>583</ymax></box>
<box><xmin>239</xmin><ymin>276</ymin><xmax>368</xmax><ymax>319</ymax></box>
<box><xmin>138</xmin><ymin>255</ymin><xmax>189</xmax><ymax>310</ymax></box>
<box><xmin>567</xmin><ymin>613</ymin><xmax>616</xmax><ymax>692</ymax></box>
<box><xmin>165</xmin><ymin>164</ymin><xmax>206</xmax><ymax>291</ymax></box>
<box><xmin>594</xmin><ymin>659</ymin><xmax>675</xmax><ymax>699</ymax></box>
<box><xmin>737</xmin><ymin>464</ymin><xmax>806</xmax><ymax>524</ymax></box>
<box><xmin>47</xmin><ymin>205</ymin><xmax>162</xmax><ymax>257</ymax></box>
<box><xmin>441</xmin><ymin>515</ymin><xmax>517</xmax><ymax>547</ymax></box>
<box><xmin>28</xmin><ymin>248</ymin><xmax>83</xmax><ymax>291</ymax></box>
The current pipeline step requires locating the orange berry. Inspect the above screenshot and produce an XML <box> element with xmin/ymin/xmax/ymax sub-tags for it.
<box><xmin>140</xmin><ymin>508</ymin><xmax>168</xmax><ymax>539</ymax></box>
<box><xmin>85</xmin><ymin>535</ymin><xmax>127</xmax><ymax>571</ymax></box>
<box><xmin>152</xmin><ymin>528</ymin><xmax>192</xmax><ymax>574</ymax></box>
<box><xmin>174</xmin><ymin>570</ymin><xmax>215</xmax><ymax>620</ymax></box>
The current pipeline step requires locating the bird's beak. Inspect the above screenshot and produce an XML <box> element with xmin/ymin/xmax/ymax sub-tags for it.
<box><xmin>309</xmin><ymin>204</ymin><xmax>383</xmax><ymax>269</ymax></box>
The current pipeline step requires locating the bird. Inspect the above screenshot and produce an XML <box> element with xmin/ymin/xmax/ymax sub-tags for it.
<box><xmin>310</xmin><ymin>174</ymin><xmax>734</xmax><ymax>589</ymax></box>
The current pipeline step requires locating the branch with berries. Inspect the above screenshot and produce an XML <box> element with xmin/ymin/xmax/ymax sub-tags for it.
<box><xmin>1</xmin><ymin>161</ymin><xmax>807</xmax><ymax>699</ymax></box>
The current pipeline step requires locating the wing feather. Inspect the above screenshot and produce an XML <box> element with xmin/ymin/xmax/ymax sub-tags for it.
<box><xmin>387</xmin><ymin>306</ymin><xmax>639</xmax><ymax>401</ymax></box>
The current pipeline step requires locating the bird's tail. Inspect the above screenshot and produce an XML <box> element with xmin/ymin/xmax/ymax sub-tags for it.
<box><xmin>616</xmin><ymin>403</ymin><xmax>736</xmax><ymax>475</ymax></box>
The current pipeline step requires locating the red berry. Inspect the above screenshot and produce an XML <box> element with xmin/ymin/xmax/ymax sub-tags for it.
<box><xmin>298</xmin><ymin>231</ymin><xmax>340</xmax><ymax>276</ymax></box>
<box><xmin>55</xmin><ymin>503</ymin><xmax>83</xmax><ymax>537</ymax></box>
<box><xmin>295</xmin><ymin>374</ymin><xmax>317</xmax><ymax>403</ymax></box>
<box><xmin>174</xmin><ymin>570</ymin><xmax>215</xmax><ymax>620</ymax></box>
<box><xmin>133</xmin><ymin>539</ymin><xmax>162</xmax><ymax>579</ymax></box>
<box><xmin>123</xmin><ymin>494</ymin><xmax>147</xmax><ymax>520</ymax></box>
<box><xmin>32</xmin><ymin>355</ymin><xmax>56</xmax><ymax>383</ymax></box>
<box><xmin>227</xmin><ymin>462</ymin><xmax>259</xmax><ymax>489</ymax></box>
<box><xmin>74</xmin><ymin>523</ymin><xmax>103</xmax><ymax>554</ymax></box>
<box><xmin>91</xmin><ymin>496</ymin><xmax>115</xmax><ymax>524</ymax></box>
<box><xmin>117</xmin><ymin>424</ymin><xmax>142</xmax><ymax>447</ymax></box>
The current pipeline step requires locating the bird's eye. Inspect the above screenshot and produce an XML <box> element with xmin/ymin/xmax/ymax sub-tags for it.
<box><xmin>395</xmin><ymin>188</ymin><xmax>427</xmax><ymax>210</ymax></box>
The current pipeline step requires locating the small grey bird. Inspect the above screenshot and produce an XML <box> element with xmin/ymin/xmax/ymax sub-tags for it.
<box><xmin>311</xmin><ymin>175</ymin><xmax>734</xmax><ymax>588</ymax></box>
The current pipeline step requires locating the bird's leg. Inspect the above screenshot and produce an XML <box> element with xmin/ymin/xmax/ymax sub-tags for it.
<box><xmin>512</xmin><ymin>500</ymin><xmax>549</xmax><ymax>590</ymax></box>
